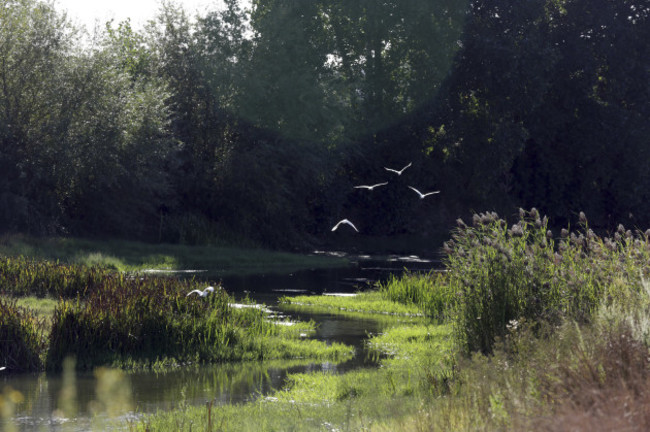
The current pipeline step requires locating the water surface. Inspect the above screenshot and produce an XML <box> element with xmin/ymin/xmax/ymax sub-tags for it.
<box><xmin>1</xmin><ymin>253</ymin><xmax>441</xmax><ymax>431</ymax></box>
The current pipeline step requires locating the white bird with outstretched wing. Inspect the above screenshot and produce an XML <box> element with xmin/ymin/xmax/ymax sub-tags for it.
<box><xmin>331</xmin><ymin>219</ymin><xmax>359</xmax><ymax>232</ymax></box>
<box><xmin>408</xmin><ymin>186</ymin><xmax>440</xmax><ymax>199</ymax></box>
<box><xmin>384</xmin><ymin>162</ymin><xmax>412</xmax><ymax>176</ymax></box>
<box><xmin>354</xmin><ymin>182</ymin><xmax>388</xmax><ymax>190</ymax></box>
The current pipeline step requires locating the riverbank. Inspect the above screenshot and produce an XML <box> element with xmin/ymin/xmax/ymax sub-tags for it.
<box><xmin>0</xmin><ymin>234</ymin><xmax>349</xmax><ymax>276</ymax></box>
<box><xmin>0</xmin><ymin>252</ymin><xmax>354</xmax><ymax>374</ymax></box>
<box><xmin>4</xmin><ymin>209</ymin><xmax>650</xmax><ymax>430</ymax></box>
<box><xmin>132</xmin><ymin>210</ymin><xmax>650</xmax><ymax>431</ymax></box>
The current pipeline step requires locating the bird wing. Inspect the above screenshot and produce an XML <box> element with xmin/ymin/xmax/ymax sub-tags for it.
<box><xmin>332</xmin><ymin>219</ymin><xmax>358</xmax><ymax>232</ymax></box>
<box><xmin>400</xmin><ymin>162</ymin><xmax>413</xmax><ymax>173</ymax></box>
<box><xmin>422</xmin><ymin>191</ymin><xmax>440</xmax><ymax>197</ymax></box>
<box><xmin>187</xmin><ymin>290</ymin><xmax>201</xmax><ymax>296</ymax></box>
<box><xmin>373</xmin><ymin>182</ymin><xmax>388</xmax><ymax>188</ymax></box>
<box><xmin>408</xmin><ymin>186</ymin><xmax>423</xmax><ymax>197</ymax></box>
<box><xmin>353</xmin><ymin>185</ymin><xmax>371</xmax><ymax>189</ymax></box>
<box><xmin>384</xmin><ymin>167</ymin><xmax>399</xmax><ymax>174</ymax></box>
<box><xmin>204</xmin><ymin>286</ymin><xmax>215</xmax><ymax>292</ymax></box>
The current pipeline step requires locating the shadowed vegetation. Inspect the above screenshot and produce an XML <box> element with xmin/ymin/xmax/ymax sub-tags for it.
<box><xmin>0</xmin><ymin>235</ymin><xmax>348</xmax><ymax>275</ymax></box>
<box><xmin>0</xmin><ymin>257</ymin><xmax>353</xmax><ymax>373</ymax></box>
<box><xmin>134</xmin><ymin>210</ymin><xmax>650</xmax><ymax>431</ymax></box>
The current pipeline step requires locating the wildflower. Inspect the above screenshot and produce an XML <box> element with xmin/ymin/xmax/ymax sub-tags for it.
<box><xmin>561</xmin><ymin>228</ymin><xmax>569</xmax><ymax>238</ymax></box>
<box><xmin>506</xmin><ymin>319</ymin><xmax>519</xmax><ymax>331</ymax></box>
<box><xmin>509</xmin><ymin>224</ymin><xmax>524</xmax><ymax>237</ymax></box>
<box><xmin>579</xmin><ymin>211</ymin><xmax>587</xmax><ymax>224</ymax></box>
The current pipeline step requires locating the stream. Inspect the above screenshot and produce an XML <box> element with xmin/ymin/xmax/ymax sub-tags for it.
<box><xmin>1</xmin><ymin>254</ymin><xmax>441</xmax><ymax>431</ymax></box>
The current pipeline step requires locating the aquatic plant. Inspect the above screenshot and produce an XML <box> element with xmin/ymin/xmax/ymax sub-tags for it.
<box><xmin>44</xmin><ymin>275</ymin><xmax>351</xmax><ymax>371</ymax></box>
<box><xmin>279</xmin><ymin>290</ymin><xmax>423</xmax><ymax>317</ymax></box>
<box><xmin>0</xmin><ymin>297</ymin><xmax>45</xmax><ymax>372</ymax></box>
<box><xmin>0</xmin><ymin>255</ymin><xmax>108</xmax><ymax>298</ymax></box>
<box><xmin>445</xmin><ymin>209</ymin><xmax>650</xmax><ymax>354</ymax></box>
<box><xmin>377</xmin><ymin>271</ymin><xmax>455</xmax><ymax>321</ymax></box>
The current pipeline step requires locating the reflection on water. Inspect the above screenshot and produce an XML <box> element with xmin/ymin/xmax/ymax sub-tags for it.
<box><xmin>1</xmin><ymin>312</ymin><xmax>382</xmax><ymax>432</ymax></box>
<box><xmin>1</xmin><ymin>254</ymin><xmax>441</xmax><ymax>431</ymax></box>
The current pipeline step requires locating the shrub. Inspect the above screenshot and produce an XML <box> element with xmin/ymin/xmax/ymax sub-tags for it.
<box><xmin>445</xmin><ymin>209</ymin><xmax>650</xmax><ymax>354</ymax></box>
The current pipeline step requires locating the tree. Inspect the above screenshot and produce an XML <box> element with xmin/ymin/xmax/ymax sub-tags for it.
<box><xmin>0</xmin><ymin>0</ymin><xmax>76</xmax><ymax>233</ymax></box>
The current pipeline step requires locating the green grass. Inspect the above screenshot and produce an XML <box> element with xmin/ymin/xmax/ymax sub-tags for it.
<box><xmin>10</xmin><ymin>296</ymin><xmax>58</xmax><ymax>325</ymax></box>
<box><xmin>6</xmin><ymin>210</ymin><xmax>650</xmax><ymax>430</ymax></box>
<box><xmin>279</xmin><ymin>290</ymin><xmax>424</xmax><ymax>317</ymax></box>
<box><xmin>0</xmin><ymin>234</ymin><xmax>349</xmax><ymax>275</ymax></box>
<box><xmin>132</xmin><ymin>319</ymin><xmax>455</xmax><ymax>432</ymax></box>
<box><xmin>0</xmin><ymin>256</ymin><xmax>354</xmax><ymax>372</ymax></box>
<box><xmin>130</xmin><ymin>210</ymin><xmax>650</xmax><ymax>431</ymax></box>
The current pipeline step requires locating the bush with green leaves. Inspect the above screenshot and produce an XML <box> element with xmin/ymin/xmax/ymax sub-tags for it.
<box><xmin>445</xmin><ymin>209</ymin><xmax>650</xmax><ymax>354</ymax></box>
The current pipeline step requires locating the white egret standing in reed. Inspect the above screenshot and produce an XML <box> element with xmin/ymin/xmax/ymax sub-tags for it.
<box><xmin>331</xmin><ymin>219</ymin><xmax>359</xmax><ymax>232</ymax></box>
<box><xmin>384</xmin><ymin>162</ymin><xmax>412</xmax><ymax>176</ymax></box>
<box><xmin>187</xmin><ymin>286</ymin><xmax>215</xmax><ymax>297</ymax></box>
<box><xmin>408</xmin><ymin>186</ymin><xmax>440</xmax><ymax>199</ymax></box>
<box><xmin>353</xmin><ymin>182</ymin><xmax>388</xmax><ymax>190</ymax></box>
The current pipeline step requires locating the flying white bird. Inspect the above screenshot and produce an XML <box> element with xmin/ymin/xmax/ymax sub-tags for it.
<box><xmin>384</xmin><ymin>162</ymin><xmax>412</xmax><ymax>176</ymax></box>
<box><xmin>408</xmin><ymin>186</ymin><xmax>440</xmax><ymax>199</ymax></box>
<box><xmin>0</xmin><ymin>366</ymin><xmax>6</xmax><ymax>371</ymax></box>
<box><xmin>187</xmin><ymin>286</ymin><xmax>216</xmax><ymax>297</ymax></box>
<box><xmin>331</xmin><ymin>219</ymin><xmax>359</xmax><ymax>232</ymax></box>
<box><xmin>354</xmin><ymin>182</ymin><xmax>388</xmax><ymax>190</ymax></box>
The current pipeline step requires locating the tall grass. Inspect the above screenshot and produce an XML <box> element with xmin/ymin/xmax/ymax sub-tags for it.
<box><xmin>444</xmin><ymin>209</ymin><xmax>650</xmax><ymax>354</ymax></box>
<box><xmin>0</xmin><ymin>297</ymin><xmax>45</xmax><ymax>372</ymax></box>
<box><xmin>45</xmin><ymin>276</ymin><xmax>351</xmax><ymax>370</ymax></box>
<box><xmin>0</xmin><ymin>255</ymin><xmax>352</xmax><ymax>372</ymax></box>
<box><xmin>0</xmin><ymin>255</ymin><xmax>108</xmax><ymax>298</ymax></box>
<box><xmin>377</xmin><ymin>271</ymin><xmax>454</xmax><ymax>321</ymax></box>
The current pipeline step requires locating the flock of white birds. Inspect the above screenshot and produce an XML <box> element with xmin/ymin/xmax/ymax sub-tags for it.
<box><xmin>332</xmin><ymin>162</ymin><xmax>440</xmax><ymax>233</ymax></box>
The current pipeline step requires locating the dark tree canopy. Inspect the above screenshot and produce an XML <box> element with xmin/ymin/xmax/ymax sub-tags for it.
<box><xmin>1</xmin><ymin>0</ymin><xmax>648</xmax><ymax>249</ymax></box>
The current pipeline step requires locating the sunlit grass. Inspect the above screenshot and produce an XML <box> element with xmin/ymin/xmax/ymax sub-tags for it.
<box><xmin>132</xmin><ymin>319</ymin><xmax>455</xmax><ymax>432</ymax></box>
<box><xmin>9</xmin><ymin>296</ymin><xmax>58</xmax><ymax>326</ymax></box>
<box><xmin>279</xmin><ymin>290</ymin><xmax>423</xmax><ymax>317</ymax></box>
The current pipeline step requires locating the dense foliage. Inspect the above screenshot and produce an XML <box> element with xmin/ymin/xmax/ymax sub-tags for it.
<box><xmin>1</xmin><ymin>0</ymin><xmax>647</xmax><ymax>248</ymax></box>
<box><xmin>0</xmin><ymin>258</ymin><xmax>352</xmax><ymax>371</ymax></box>
<box><xmin>0</xmin><ymin>297</ymin><xmax>44</xmax><ymax>372</ymax></box>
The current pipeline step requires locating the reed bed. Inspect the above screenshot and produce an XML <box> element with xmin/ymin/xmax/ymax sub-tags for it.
<box><xmin>0</xmin><ymin>256</ymin><xmax>351</xmax><ymax>372</ymax></box>
<box><xmin>0</xmin><ymin>297</ymin><xmax>45</xmax><ymax>372</ymax></box>
<box><xmin>0</xmin><ymin>255</ymin><xmax>109</xmax><ymax>298</ymax></box>
<box><xmin>445</xmin><ymin>209</ymin><xmax>650</xmax><ymax>354</ymax></box>
<box><xmin>377</xmin><ymin>271</ymin><xmax>454</xmax><ymax>321</ymax></box>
